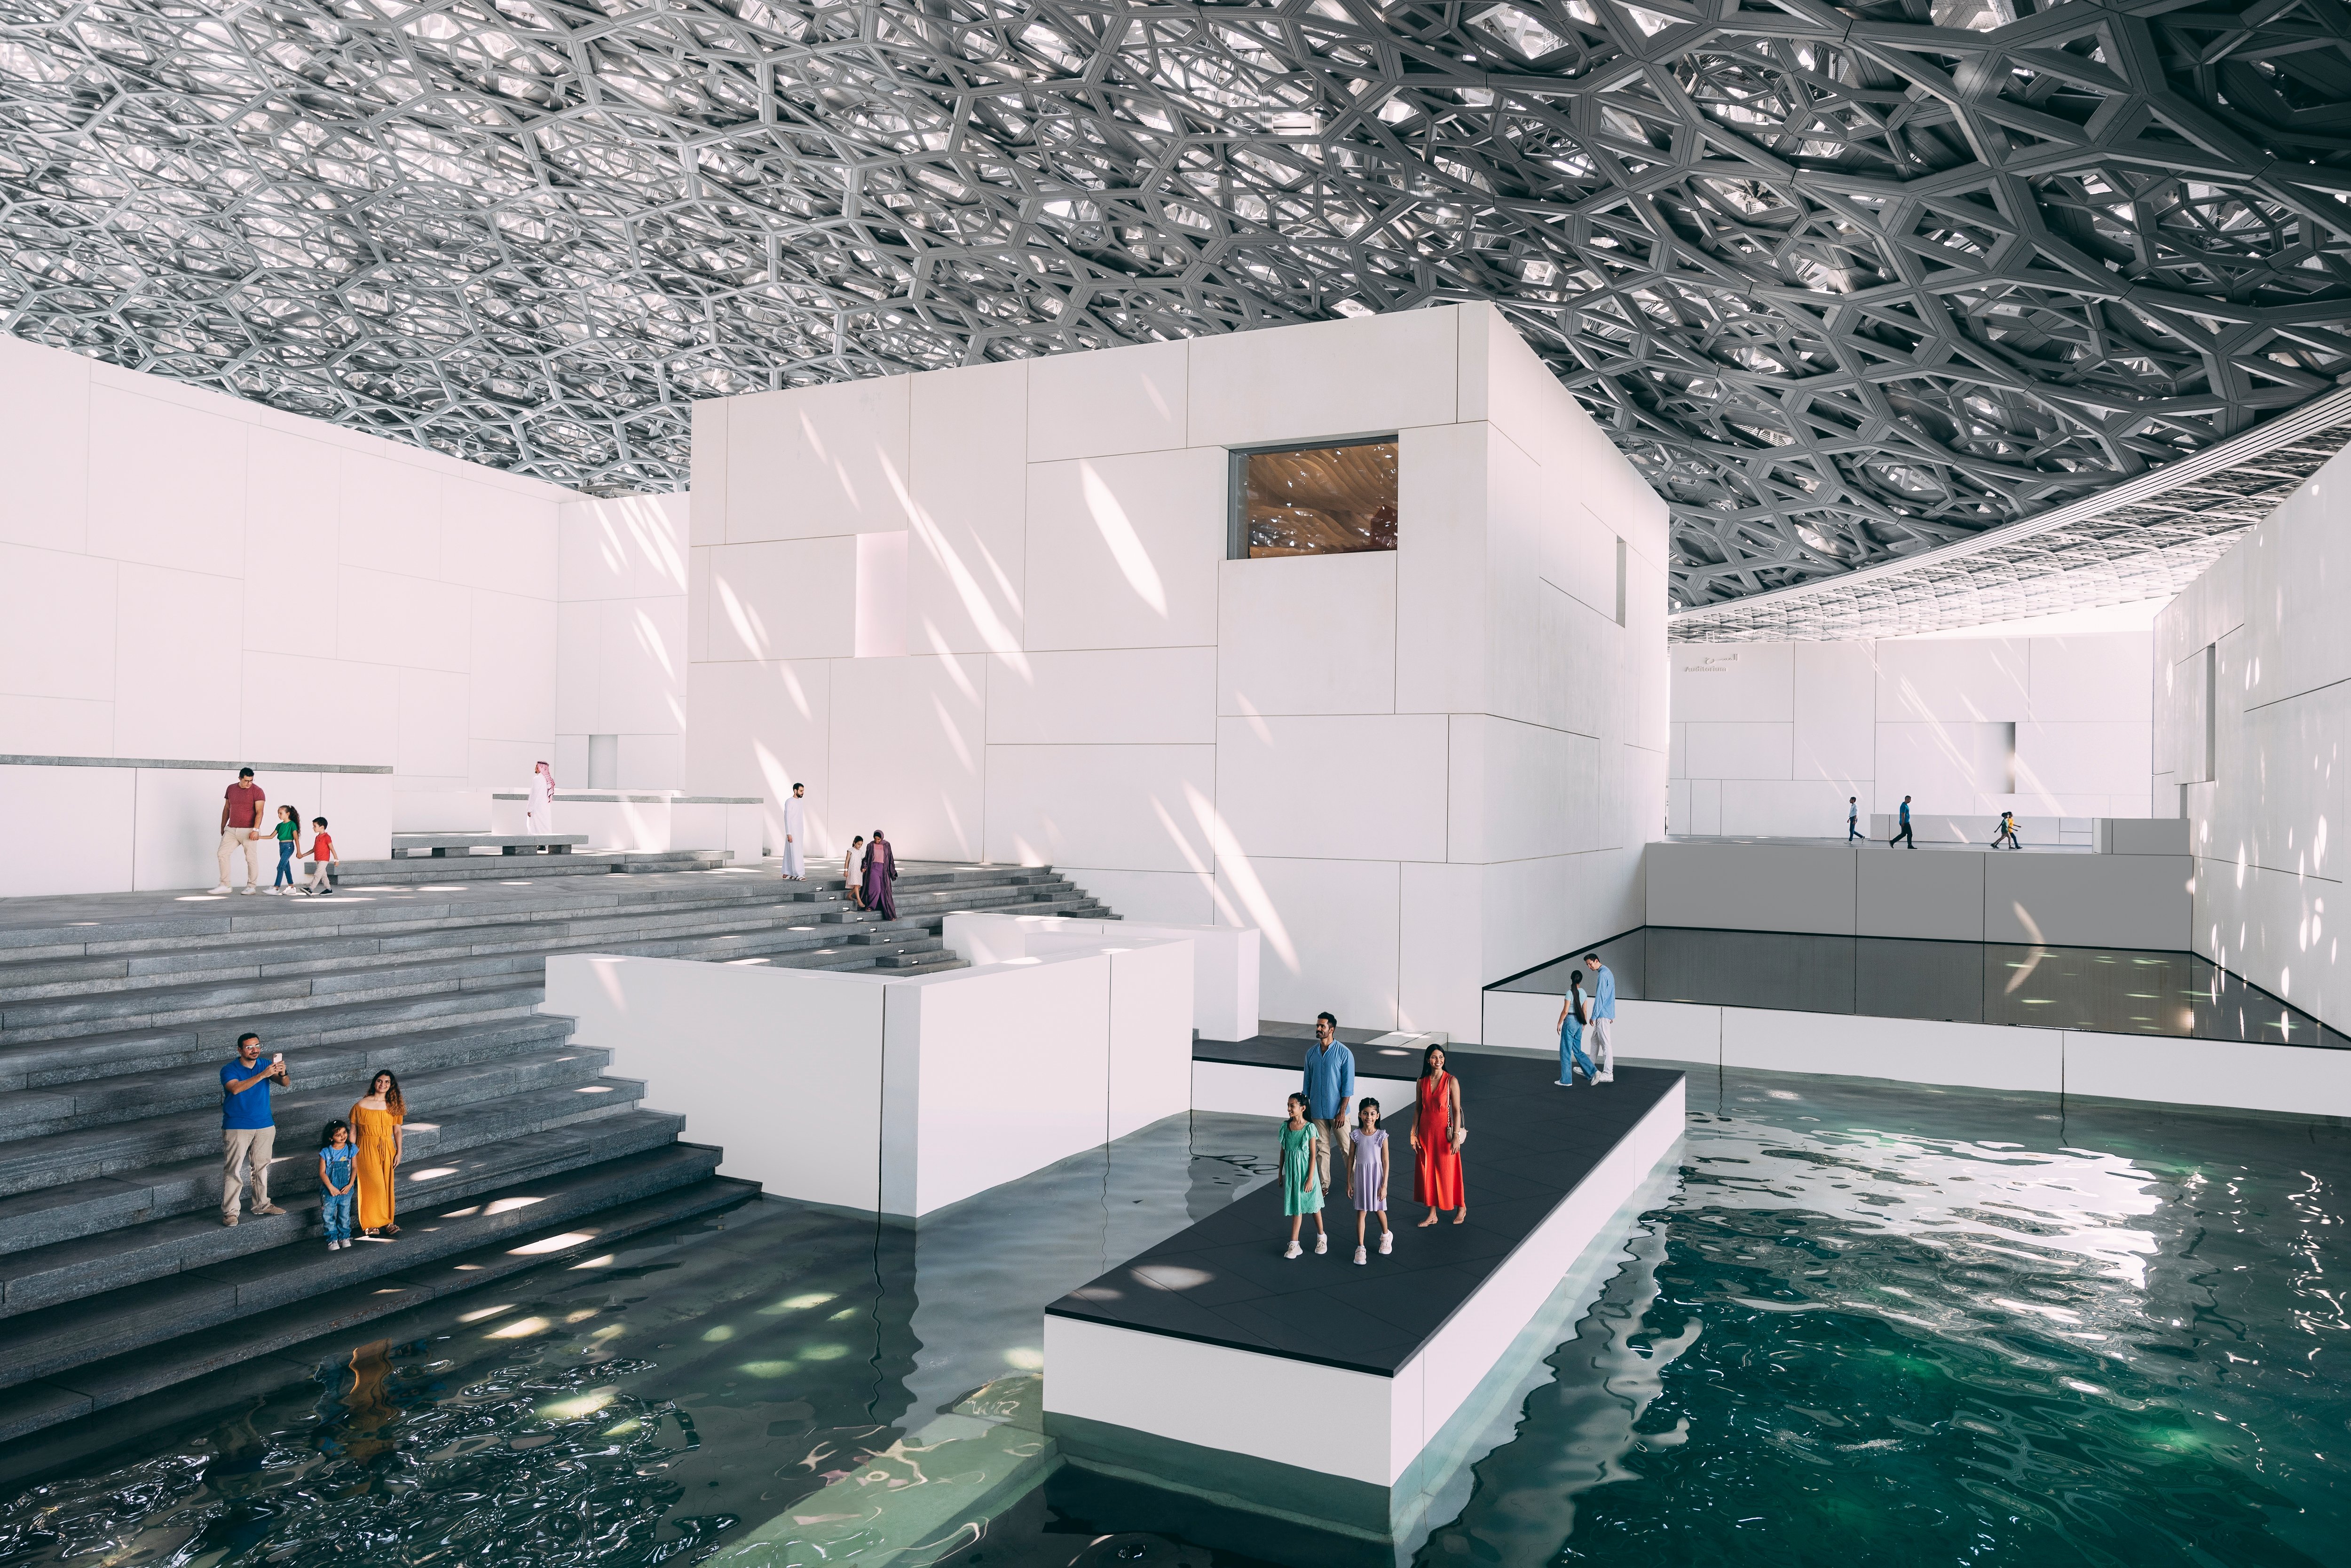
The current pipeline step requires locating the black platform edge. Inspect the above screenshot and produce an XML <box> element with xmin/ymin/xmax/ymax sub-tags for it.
<box><xmin>1049</xmin><ymin>1058</ymin><xmax>1684</xmax><ymax>1377</ymax></box>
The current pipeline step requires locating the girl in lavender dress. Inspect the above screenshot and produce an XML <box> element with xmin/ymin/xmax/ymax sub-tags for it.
<box><xmin>1349</xmin><ymin>1098</ymin><xmax>1390</xmax><ymax>1264</ymax></box>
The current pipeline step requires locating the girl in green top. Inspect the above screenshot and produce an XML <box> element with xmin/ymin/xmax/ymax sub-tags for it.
<box><xmin>1280</xmin><ymin>1092</ymin><xmax>1327</xmax><ymax>1259</ymax></box>
<box><xmin>270</xmin><ymin>805</ymin><xmax>301</xmax><ymax>895</ymax></box>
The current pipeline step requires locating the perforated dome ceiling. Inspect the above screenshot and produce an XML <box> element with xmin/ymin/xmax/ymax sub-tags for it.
<box><xmin>3</xmin><ymin>0</ymin><xmax>2349</xmax><ymax>620</ymax></box>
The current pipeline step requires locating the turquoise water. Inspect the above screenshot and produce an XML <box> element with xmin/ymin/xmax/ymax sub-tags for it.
<box><xmin>0</xmin><ymin>1074</ymin><xmax>2343</xmax><ymax>1566</ymax></box>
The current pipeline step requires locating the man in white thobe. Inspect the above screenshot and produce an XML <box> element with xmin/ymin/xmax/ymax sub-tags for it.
<box><xmin>781</xmin><ymin>782</ymin><xmax>807</xmax><ymax>879</ymax></box>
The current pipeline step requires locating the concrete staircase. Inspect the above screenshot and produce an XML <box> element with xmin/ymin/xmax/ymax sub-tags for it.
<box><xmin>0</xmin><ymin>855</ymin><xmax>1115</xmax><ymax>1442</ymax></box>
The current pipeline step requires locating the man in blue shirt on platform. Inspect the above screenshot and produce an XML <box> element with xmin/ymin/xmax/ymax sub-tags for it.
<box><xmin>1302</xmin><ymin>1011</ymin><xmax>1355</xmax><ymax>1200</ymax></box>
<box><xmin>1583</xmin><ymin>954</ymin><xmax>1617</xmax><ymax>1084</ymax></box>
<box><xmin>220</xmin><ymin>1031</ymin><xmax>289</xmax><ymax>1226</ymax></box>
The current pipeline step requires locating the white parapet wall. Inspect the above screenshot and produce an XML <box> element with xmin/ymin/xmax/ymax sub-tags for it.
<box><xmin>491</xmin><ymin>788</ymin><xmax>763</xmax><ymax>857</ymax></box>
<box><xmin>0</xmin><ymin>756</ymin><xmax>393</xmax><ymax>897</ymax></box>
<box><xmin>1477</xmin><ymin>990</ymin><xmax>2351</xmax><ymax>1119</ymax></box>
<box><xmin>1642</xmin><ymin>837</ymin><xmax>2193</xmax><ymax>949</ymax></box>
<box><xmin>943</xmin><ymin>911</ymin><xmax>1260</xmax><ymax>1042</ymax></box>
<box><xmin>544</xmin><ymin>939</ymin><xmax>1191</xmax><ymax>1218</ymax></box>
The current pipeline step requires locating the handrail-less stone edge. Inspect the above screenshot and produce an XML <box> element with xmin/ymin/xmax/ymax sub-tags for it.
<box><xmin>0</xmin><ymin>756</ymin><xmax>394</xmax><ymax>775</ymax></box>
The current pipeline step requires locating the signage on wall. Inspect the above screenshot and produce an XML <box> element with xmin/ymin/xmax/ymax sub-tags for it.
<box><xmin>1680</xmin><ymin>653</ymin><xmax>1737</xmax><ymax>674</ymax></box>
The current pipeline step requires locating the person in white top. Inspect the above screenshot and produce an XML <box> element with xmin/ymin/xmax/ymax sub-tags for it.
<box><xmin>526</xmin><ymin>761</ymin><xmax>555</xmax><ymax>836</ymax></box>
<box><xmin>781</xmin><ymin>782</ymin><xmax>808</xmax><ymax>879</ymax></box>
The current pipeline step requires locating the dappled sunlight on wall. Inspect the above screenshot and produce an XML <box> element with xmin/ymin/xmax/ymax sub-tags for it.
<box><xmin>2160</xmin><ymin>454</ymin><xmax>2351</xmax><ymax>1029</ymax></box>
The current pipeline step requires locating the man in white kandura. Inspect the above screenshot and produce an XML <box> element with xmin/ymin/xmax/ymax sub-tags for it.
<box><xmin>781</xmin><ymin>782</ymin><xmax>807</xmax><ymax>880</ymax></box>
<box><xmin>526</xmin><ymin>760</ymin><xmax>555</xmax><ymax>836</ymax></box>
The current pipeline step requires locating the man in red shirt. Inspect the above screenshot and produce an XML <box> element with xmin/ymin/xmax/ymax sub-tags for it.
<box><xmin>213</xmin><ymin>767</ymin><xmax>266</xmax><ymax>894</ymax></box>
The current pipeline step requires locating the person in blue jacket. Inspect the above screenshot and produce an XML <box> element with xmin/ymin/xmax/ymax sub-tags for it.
<box><xmin>1582</xmin><ymin>953</ymin><xmax>1617</xmax><ymax>1084</ymax></box>
<box><xmin>1890</xmin><ymin>795</ymin><xmax>1916</xmax><ymax>848</ymax></box>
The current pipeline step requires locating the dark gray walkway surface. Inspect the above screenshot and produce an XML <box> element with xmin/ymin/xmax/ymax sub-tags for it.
<box><xmin>1048</xmin><ymin>1059</ymin><xmax>1682</xmax><ymax>1376</ymax></box>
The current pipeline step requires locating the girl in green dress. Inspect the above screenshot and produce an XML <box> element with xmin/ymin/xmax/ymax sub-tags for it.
<box><xmin>1280</xmin><ymin>1092</ymin><xmax>1327</xmax><ymax>1259</ymax></box>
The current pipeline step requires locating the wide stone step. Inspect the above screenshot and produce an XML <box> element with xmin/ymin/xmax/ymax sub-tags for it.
<box><xmin>0</xmin><ymin>878</ymin><xmax>1054</xmax><ymax>1045</ymax></box>
<box><xmin>0</xmin><ymin>1143</ymin><xmax>737</xmax><ymax>1407</ymax></box>
<box><xmin>0</xmin><ymin>1013</ymin><xmax>582</xmax><ymax>1140</ymax></box>
<box><xmin>329</xmin><ymin>849</ymin><xmax>728</xmax><ymax>885</ymax></box>
<box><xmin>0</xmin><ymin>985</ymin><xmax>546</xmax><ymax>1092</ymax></box>
<box><xmin>0</xmin><ymin>862</ymin><xmax>1056</xmax><ymax>962</ymax></box>
<box><xmin>0</xmin><ymin>1073</ymin><xmax>654</xmax><ymax>1260</ymax></box>
<box><xmin>0</xmin><ymin>885</ymin><xmax>835</xmax><ymax>1002</ymax></box>
<box><xmin>0</xmin><ymin>1107</ymin><xmax>688</xmax><ymax>1318</ymax></box>
<box><xmin>0</xmin><ymin>1047</ymin><xmax>625</xmax><ymax>1197</ymax></box>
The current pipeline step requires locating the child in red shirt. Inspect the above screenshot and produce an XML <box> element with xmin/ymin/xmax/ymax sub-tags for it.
<box><xmin>301</xmin><ymin>817</ymin><xmax>338</xmax><ymax>896</ymax></box>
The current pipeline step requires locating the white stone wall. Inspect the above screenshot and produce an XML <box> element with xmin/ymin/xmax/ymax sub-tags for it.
<box><xmin>1668</xmin><ymin>630</ymin><xmax>2155</xmax><ymax>836</ymax></box>
<box><xmin>2157</xmin><ymin>455</ymin><xmax>2351</xmax><ymax>1032</ymax></box>
<box><xmin>0</xmin><ymin>334</ymin><xmax>570</xmax><ymax>892</ymax></box>
<box><xmin>685</xmin><ymin>305</ymin><xmax>1670</xmax><ymax>1039</ymax></box>
<box><xmin>555</xmin><ymin>493</ymin><xmax>689</xmax><ymax>791</ymax></box>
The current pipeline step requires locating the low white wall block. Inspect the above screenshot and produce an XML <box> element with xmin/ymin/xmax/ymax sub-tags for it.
<box><xmin>944</xmin><ymin>911</ymin><xmax>1261</xmax><ymax>1042</ymax></box>
<box><xmin>543</xmin><ymin>942</ymin><xmax>1191</xmax><ymax>1217</ymax></box>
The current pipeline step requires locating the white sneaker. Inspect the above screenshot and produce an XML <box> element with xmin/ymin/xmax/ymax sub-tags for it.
<box><xmin>327</xmin><ymin>1241</ymin><xmax>338</xmax><ymax>1252</ymax></box>
<box><xmin>1596</xmin><ymin>1070</ymin><xmax>1615</xmax><ymax>1083</ymax></box>
<box><xmin>1353</xmin><ymin>1246</ymin><xmax>1367</xmax><ymax>1265</ymax></box>
<box><xmin>1380</xmin><ymin>1231</ymin><xmax>1393</xmax><ymax>1254</ymax></box>
<box><xmin>1314</xmin><ymin>1233</ymin><xmax>1328</xmax><ymax>1255</ymax></box>
<box><xmin>209</xmin><ymin>884</ymin><xmax>230</xmax><ymax>894</ymax></box>
<box><xmin>1284</xmin><ymin>1241</ymin><xmax>1303</xmax><ymax>1259</ymax></box>
<box><xmin>240</xmin><ymin>885</ymin><xmax>257</xmax><ymax>895</ymax></box>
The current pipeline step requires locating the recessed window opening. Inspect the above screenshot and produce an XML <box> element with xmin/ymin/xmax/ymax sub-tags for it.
<box><xmin>1229</xmin><ymin>437</ymin><xmax>1398</xmax><ymax>559</ymax></box>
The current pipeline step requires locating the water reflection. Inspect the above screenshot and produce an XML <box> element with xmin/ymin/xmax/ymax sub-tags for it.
<box><xmin>1418</xmin><ymin>1072</ymin><xmax>2351</xmax><ymax>1567</ymax></box>
<box><xmin>1500</xmin><ymin>929</ymin><xmax>2351</xmax><ymax>1046</ymax></box>
<box><xmin>0</xmin><ymin>1115</ymin><xmax>1276</xmax><ymax>1568</ymax></box>
<box><xmin>4</xmin><ymin>1083</ymin><xmax>2344</xmax><ymax>1568</ymax></box>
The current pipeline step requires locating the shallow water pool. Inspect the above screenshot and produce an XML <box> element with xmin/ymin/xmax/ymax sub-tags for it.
<box><xmin>0</xmin><ymin>1072</ymin><xmax>2342</xmax><ymax>1567</ymax></box>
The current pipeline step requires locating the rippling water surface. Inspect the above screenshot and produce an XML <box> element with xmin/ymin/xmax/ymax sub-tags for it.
<box><xmin>1413</xmin><ymin>1073</ymin><xmax>2349</xmax><ymax>1568</ymax></box>
<box><xmin>0</xmin><ymin>1075</ymin><xmax>2342</xmax><ymax>1568</ymax></box>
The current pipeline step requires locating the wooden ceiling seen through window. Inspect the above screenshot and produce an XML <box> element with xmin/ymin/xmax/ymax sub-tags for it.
<box><xmin>1240</xmin><ymin>441</ymin><xmax>1398</xmax><ymax>558</ymax></box>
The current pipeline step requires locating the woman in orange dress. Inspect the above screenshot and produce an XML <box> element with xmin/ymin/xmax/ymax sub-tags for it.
<box><xmin>1410</xmin><ymin>1043</ymin><xmax>1467</xmax><ymax>1227</ymax></box>
<box><xmin>349</xmin><ymin>1069</ymin><xmax>406</xmax><ymax>1239</ymax></box>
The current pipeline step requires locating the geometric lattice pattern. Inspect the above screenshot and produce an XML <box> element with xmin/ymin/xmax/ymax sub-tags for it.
<box><xmin>1670</xmin><ymin>394</ymin><xmax>2351</xmax><ymax>638</ymax></box>
<box><xmin>4</xmin><ymin>0</ymin><xmax>2350</xmax><ymax>613</ymax></box>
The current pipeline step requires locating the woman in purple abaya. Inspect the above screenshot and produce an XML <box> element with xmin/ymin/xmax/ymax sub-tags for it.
<box><xmin>860</xmin><ymin>829</ymin><xmax>898</xmax><ymax>920</ymax></box>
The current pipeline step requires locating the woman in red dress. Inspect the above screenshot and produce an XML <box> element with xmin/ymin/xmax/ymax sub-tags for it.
<box><xmin>1410</xmin><ymin>1042</ymin><xmax>1467</xmax><ymax>1227</ymax></box>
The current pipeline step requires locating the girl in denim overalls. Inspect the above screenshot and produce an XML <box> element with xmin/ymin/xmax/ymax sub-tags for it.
<box><xmin>319</xmin><ymin>1119</ymin><xmax>356</xmax><ymax>1250</ymax></box>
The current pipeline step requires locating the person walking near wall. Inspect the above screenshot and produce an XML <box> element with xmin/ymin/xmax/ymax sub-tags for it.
<box><xmin>1302</xmin><ymin>1012</ymin><xmax>1356</xmax><ymax>1196</ymax></box>
<box><xmin>1583</xmin><ymin>953</ymin><xmax>1618</xmax><ymax>1083</ymax></box>
<box><xmin>1847</xmin><ymin>796</ymin><xmax>1862</xmax><ymax>843</ymax></box>
<box><xmin>861</xmin><ymin>829</ymin><xmax>898</xmax><ymax>920</ymax></box>
<box><xmin>212</xmin><ymin>767</ymin><xmax>267</xmax><ymax>894</ymax></box>
<box><xmin>526</xmin><ymin>761</ymin><xmax>555</xmax><ymax>837</ymax></box>
<box><xmin>1555</xmin><ymin>970</ymin><xmax>1597</xmax><ymax>1087</ymax></box>
<box><xmin>1410</xmin><ymin>1043</ymin><xmax>1466</xmax><ymax>1227</ymax></box>
<box><xmin>781</xmin><ymin>782</ymin><xmax>808</xmax><ymax>880</ymax></box>
<box><xmin>349</xmin><ymin>1070</ymin><xmax>405</xmax><ymax>1240</ymax></box>
<box><xmin>220</xmin><ymin>1032</ymin><xmax>288</xmax><ymax>1225</ymax></box>
<box><xmin>1991</xmin><ymin>811</ymin><xmax>2021</xmax><ymax>850</ymax></box>
<box><xmin>1890</xmin><ymin>795</ymin><xmax>1916</xmax><ymax>848</ymax></box>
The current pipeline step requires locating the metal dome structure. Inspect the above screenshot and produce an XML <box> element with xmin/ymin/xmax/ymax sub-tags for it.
<box><xmin>4</xmin><ymin>0</ymin><xmax>2350</xmax><ymax>629</ymax></box>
